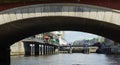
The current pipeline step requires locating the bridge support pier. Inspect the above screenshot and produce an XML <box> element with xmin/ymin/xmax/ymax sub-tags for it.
<box><xmin>35</xmin><ymin>44</ymin><xmax>39</xmax><ymax>56</ymax></box>
<box><xmin>45</xmin><ymin>45</ymin><xmax>47</xmax><ymax>55</ymax></box>
<box><xmin>43</xmin><ymin>45</ymin><xmax>45</xmax><ymax>55</ymax></box>
<box><xmin>24</xmin><ymin>43</ymin><xmax>31</xmax><ymax>56</ymax></box>
<box><xmin>49</xmin><ymin>46</ymin><xmax>51</xmax><ymax>54</ymax></box>
<box><xmin>54</xmin><ymin>46</ymin><xmax>59</xmax><ymax>54</ymax></box>
<box><xmin>53</xmin><ymin>46</ymin><xmax>56</xmax><ymax>54</ymax></box>
<box><xmin>69</xmin><ymin>48</ymin><xmax>72</xmax><ymax>54</ymax></box>
<box><xmin>0</xmin><ymin>47</ymin><xmax>10</xmax><ymax>65</ymax></box>
<box><xmin>51</xmin><ymin>46</ymin><xmax>53</xmax><ymax>54</ymax></box>
<box><xmin>41</xmin><ymin>45</ymin><xmax>43</xmax><ymax>55</ymax></box>
<box><xmin>50</xmin><ymin>46</ymin><xmax>52</xmax><ymax>54</ymax></box>
<box><xmin>39</xmin><ymin>44</ymin><xmax>42</xmax><ymax>55</ymax></box>
<box><xmin>44</xmin><ymin>45</ymin><xmax>46</xmax><ymax>55</ymax></box>
<box><xmin>52</xmin><ymin>46</ymin><xmax>54</xmax><ymax>54</ymax></box>
<box><xmin>48</xmin><ymin>46</ymin><xmax>50</xmax><ymax>54</ymax></box>
<box><xmin>46</xmin><ymin>45</ymin><xmax>48</xmax><ymax>55</ymax></box>
<box><xmin>31</xmin><ymin>44</ymin><xmax>35</xmax><ymax>56</ymax></box>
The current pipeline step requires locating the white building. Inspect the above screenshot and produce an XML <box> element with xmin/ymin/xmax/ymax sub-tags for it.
<box><xmin>51</xmin><ymin>31</ymin><xmax>68</xmax><ymax>46</ymax></box>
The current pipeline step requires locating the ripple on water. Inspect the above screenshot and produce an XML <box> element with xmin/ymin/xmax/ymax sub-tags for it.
<box><xmin>11</xmin><ymin>53</ymin><xmax>119</xmax><ymax>65</ymax></box>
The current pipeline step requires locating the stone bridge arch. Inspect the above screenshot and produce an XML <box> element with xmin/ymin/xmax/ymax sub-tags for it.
<box><xmin>0</xmin><ymin>3</ymin><xmax>120</xmax><ymax>46</ymax></box>
<box><xmin>0</xmin><ymin>4</ymin><xmax>120</xmax><ymax>25</ymax></box>
<box><xmin>0</xmin><ymin>3</ymin><xmax>120</xmax><ymax>65</ymax></box>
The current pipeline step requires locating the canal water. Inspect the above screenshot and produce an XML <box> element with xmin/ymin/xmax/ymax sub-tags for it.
<box><xmin>11</xmin><ymin>53</ymin><xmax>120</xmax><ymax>65</ymax></box>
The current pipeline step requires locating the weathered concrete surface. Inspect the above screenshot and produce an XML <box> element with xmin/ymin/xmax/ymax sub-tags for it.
<box><xmin>10</xmin><ymin>41</ymin><xmax>25</xmax><ymax>55</ymax></box>
<box><xmin>0</xmin><ymin>4</ymin><xmax>119</xmax><ymax>47</ymax></box>
<box><xmin>0</xmin><ymin>4</ymin><xmax>120</xmax><ymax>25</ymax></box>
<box><xmin>0</xmin><ymin>3</ymin><xmax>119</xmax><ymax>65</ymax></box>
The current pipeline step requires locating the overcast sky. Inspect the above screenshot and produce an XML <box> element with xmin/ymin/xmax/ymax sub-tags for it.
<box><xmin>64</xmin><ymin>31</ymin><xmax>99</xmax><ymax>42</ymax></box>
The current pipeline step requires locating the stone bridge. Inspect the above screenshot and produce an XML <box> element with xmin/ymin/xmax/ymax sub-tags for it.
<box><xmin>0</xmin><ymin>0</ymin><xmax>120</xmax><ymax>65</ymax></box>
<box><xmin>0</xmin><ymin>4</ymin><xmax>120</xmax><ymax>46</ymax></box>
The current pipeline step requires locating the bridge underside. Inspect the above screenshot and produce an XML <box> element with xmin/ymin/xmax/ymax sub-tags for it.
<box><xmin>0</xmin><ymin>16</ymin><xmax>120</xmax><ymax>48</ymax></box>
<box><xmin>0</xmin><ymin>1</ymin><xmax>120</xmax><ymax>65</ymax></box>
<box><xmin>0</xmin><ymin>3</ymin><xmax>119</xmax><ymax>65</ymax></box>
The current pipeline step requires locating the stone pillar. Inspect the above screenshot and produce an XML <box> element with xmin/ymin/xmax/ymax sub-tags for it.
<box><xmin>0</xmin><ymin>47</ymin><xmax>10</xmax><ymax>65</ymax></box>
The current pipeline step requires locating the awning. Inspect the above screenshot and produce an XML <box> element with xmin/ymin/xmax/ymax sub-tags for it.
<box><xmin>44</xmin><ymin>35</ymin><xmax>49</xmax><ymax>39</ymax></box>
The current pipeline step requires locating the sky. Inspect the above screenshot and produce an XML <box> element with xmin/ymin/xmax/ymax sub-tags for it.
<box><xmin>64</xmin><ymin>31</ymin><xmax>99</xmax><ymax>42</ymax></box>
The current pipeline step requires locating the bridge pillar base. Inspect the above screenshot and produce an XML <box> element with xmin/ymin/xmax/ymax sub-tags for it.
<box><xmin>35</xmin><ymin>44</ymin><xmax>39</xmax><ymax>56</ymax></box>
<box><xmin>0</xmin><ymin>47</ymin><xmax>10</xmax><ymax>65</ymax></box>
<box><xmin>43</xmin><ymin>45</ymin><xmax>45</xmax><ymax>55</ymax></box>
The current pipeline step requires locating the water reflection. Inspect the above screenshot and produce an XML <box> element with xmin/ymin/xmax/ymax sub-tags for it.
<box><xmin>11</xmin><ymin>53</ymin><xmax>120</xmax><ymax>65</ymax></box>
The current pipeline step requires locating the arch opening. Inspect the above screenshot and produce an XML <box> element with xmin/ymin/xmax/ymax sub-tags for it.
<box><xmin>12</xmin><ymin>30</ymin><xmax>120</xmax><ymax>64</ymax></box>
<box><xmin>0</xmin><ymin>16</ymin><xmax>120</xmax><ymax>47</ymax></box>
